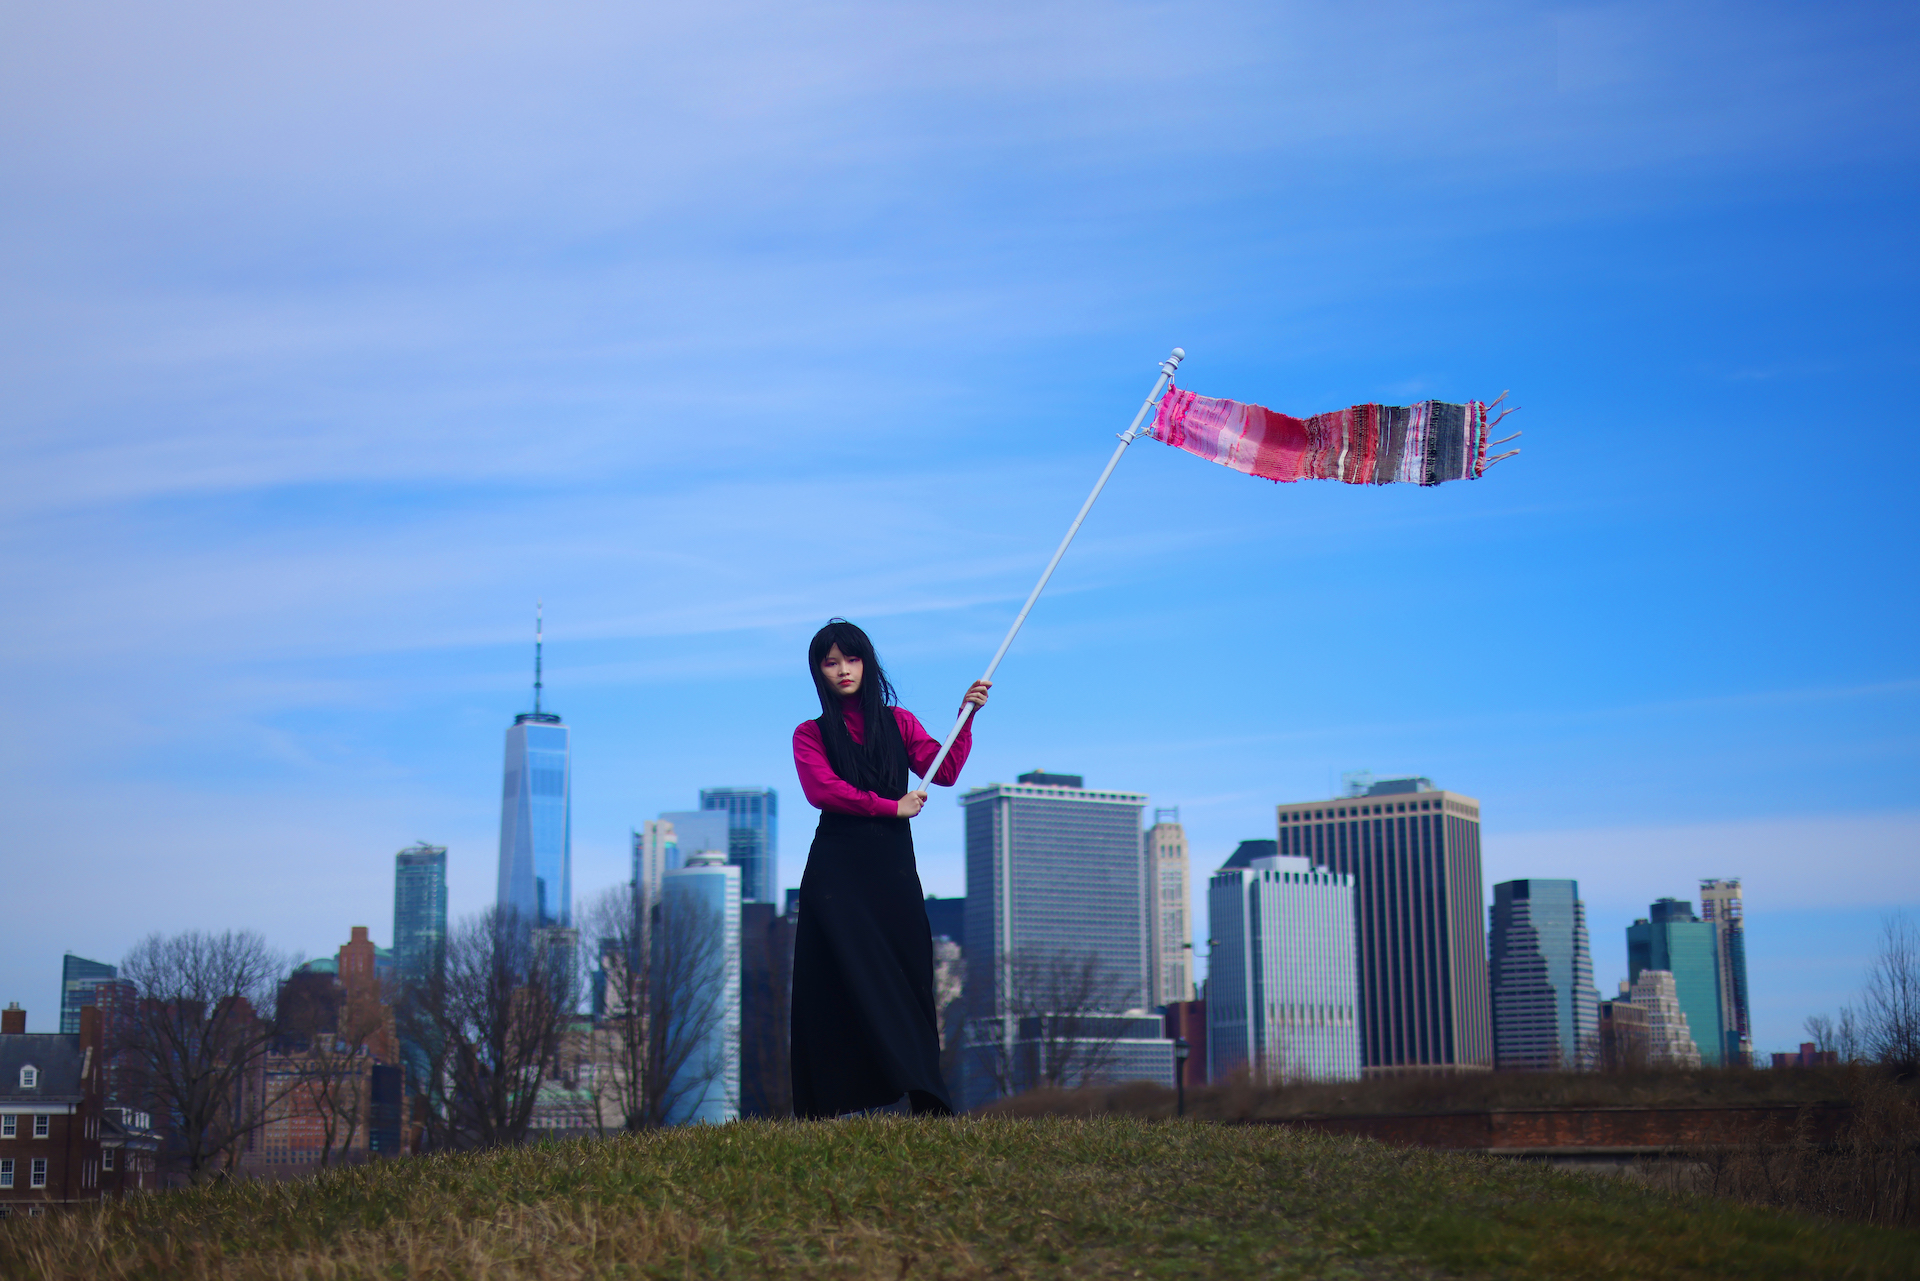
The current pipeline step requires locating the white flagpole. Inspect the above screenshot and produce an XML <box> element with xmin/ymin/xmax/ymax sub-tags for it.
<box><xmin>911</xmin><ymin>347</ymin><xmax>1185</xmax><ymax>801</ymax></box>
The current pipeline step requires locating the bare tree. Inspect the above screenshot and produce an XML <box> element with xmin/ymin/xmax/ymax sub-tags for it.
<box><xmin>578</xmin><ymin>886</ymin><xmax>646</xmax><ymax>1132</ymax></box>
<box><xmin>972</xmin><ymin>948</ymin><xmax>1132</xmax><ymax>1098</ymax></box>
<box><xmin>578</xmin><ymin>882</ymin><xmax>735</xmax><ymax>1129</ymax></box>
<box><xmin>1861</xmin><ymin>913</ymin><xmax>1920</xmax><ymax>1073</ymax></box>
<box><xmin>396</xmin><ymin>907</ymin><xmax>577</xmax><ymax>1150</ymax></box>
<box><xmin>1837</xmin><ymin>1005</ymin><xmax>1866</xmax><ymax>1064</ymax></box>
<box><xmin>115</xmin><ymin>930</ymin><xmax>295</xmax><ymax>1181</ymax></box>
<box><xmin>303</xmin><ymin>992</ymin><xmax>392</xmax><ymax>1165</ymax></box>
<box><xmin>1806</xmin><ymin>1013</ymin><xmax>1837</xmax><ymax>1054</ymax></box>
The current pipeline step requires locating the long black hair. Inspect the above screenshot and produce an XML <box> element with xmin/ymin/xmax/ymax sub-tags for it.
<box><xmin>808</xmin><ymin>618</ymin><xmax>909</xmax><ymax>797</ymax></box>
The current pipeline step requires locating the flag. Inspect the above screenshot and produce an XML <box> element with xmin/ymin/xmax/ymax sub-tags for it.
<box><xmin>1149</xmin><ymin>387</ymin><xmax>1513</xmax><ymax>486</ymax></box>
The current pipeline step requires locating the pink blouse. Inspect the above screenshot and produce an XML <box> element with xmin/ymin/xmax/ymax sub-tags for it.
<box><xmin>793</xmin><ymin>699</ymin><xmax>974</xmax><ymax>817</ymax></box>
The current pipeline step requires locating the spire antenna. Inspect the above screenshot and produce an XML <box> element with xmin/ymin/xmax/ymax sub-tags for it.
<box><xmin>533</xmin><ymin>601</ymin><xmax>544</xmax><ymax>716</ymax></box>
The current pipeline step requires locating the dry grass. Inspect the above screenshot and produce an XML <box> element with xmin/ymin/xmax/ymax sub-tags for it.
<box><xmin>3</xmin><ymin>1116</ymin><xmax>1917</xmax><ymax>1279</ymax></box>
<box><xmin>1636</xmin><ymin>1071</ymin><xmax>1920</xmax><ymax>1228</ymax></box>
<box><xmin>981</xmin><ymin>1066</ymin><xmax>1855</xmax><ymax>1122</ymax></box>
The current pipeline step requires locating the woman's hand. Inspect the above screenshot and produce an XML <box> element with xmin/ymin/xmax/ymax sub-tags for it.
<box><xmin>897</xmin><ymin>790</ymin><xmax>929</xmax><ymax>818</ymax></box>
<box><xmin>962</xmin><ymin>679</ymin><xmax>992</xmax><ymax>711</ymax></box>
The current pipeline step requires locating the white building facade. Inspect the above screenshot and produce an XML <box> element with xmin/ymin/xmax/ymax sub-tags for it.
<box><xmin>1208</xmin><ymin>855</ymin><xmax>1361</xmax><ymax>1082</ymax></box>
<box><xmin>1144</xmin><ymin>810</ymin><xmax>1192</xmax><ymax>1007</ymax></box>
<box><xmin>1624</xmin><ymin>970</ymin><xmax>1701</xmax><ymax>1069</ymax></box>
<box><xmin>659</xmin><ymin>851</ymin><xmax>741</xmax><ymax>1125</ymax></box>
<box><xmin>631</xmin><ymin>819</ymin><xmax>675</xmax><ymax>912</ymax></box>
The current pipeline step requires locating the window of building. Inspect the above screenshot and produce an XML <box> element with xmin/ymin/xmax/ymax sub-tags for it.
<box><xmin>18</xmin><ymin>1066</ymin><xmax>36</xmax><ymax>1090</ymax></box>
<box><xmin>33</xmin><ymin>1115</ymin><xmax>49</xmax><ymax>1138</ymax></box>
<box><xmin>0</xmin><ymin>1158</ymin><xmax>12</xmax><ymax>1187</ymax></box>
<box><xmin>30</xmin><ymin>1157</ymin><xmax>47</xmax><ymax>1188</ymax></box>
<box><xmin>102</xmin><ymin>1148</ymin><xmax>114</xmax><ymax>1171</ymax></box>
<box><xmin>0</xmin><ymin>1115</ymin><xmax>13</xmax><ymax>1138</ymax></box>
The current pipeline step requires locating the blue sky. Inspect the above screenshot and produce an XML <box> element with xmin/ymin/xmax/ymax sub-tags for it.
<box><xmin>3</xmin><ymin>1</ymin><xmax>1915</xmax><ymax>1055</ymax></box>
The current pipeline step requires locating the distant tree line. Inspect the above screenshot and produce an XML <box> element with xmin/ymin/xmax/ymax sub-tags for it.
<box><xmin>106</xmin><ymin>891</ymin><xmax>740</xmax><ymax>1180</ymax></box>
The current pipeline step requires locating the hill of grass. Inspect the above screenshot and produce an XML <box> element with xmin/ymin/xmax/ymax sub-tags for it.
<box><xmin>982</xmin><ymin>1066</ymin><xmax>1860</xmax><ymax>1122</ymax></box>
<box><xmin>4</xmin><ymin>1116</ymin><xmax>1916</xmax><ymax>1279</ymax></box>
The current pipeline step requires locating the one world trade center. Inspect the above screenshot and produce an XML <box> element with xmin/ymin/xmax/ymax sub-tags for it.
<box><xmin>497</xmin><ymin>607</ymin><xmax>571</xmax><ymax>929</ymax></box>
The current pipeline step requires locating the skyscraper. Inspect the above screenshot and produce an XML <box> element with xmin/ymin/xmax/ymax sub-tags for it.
<box><xmin>1488</xmin><ymin>879</ymin><xmax>1599</xmax><ymax>1071</ymax></box>
<box><xmin>1144</xmin><ymin>808</ymin><xmax>1191</xmax><ymax>1008</ymax></box>
<box><xmin>497</xmin><ymin>608</ymin><xmax>571</xmax><ymax>929</ymax></box>
<box><xmin>658</xmin><ymin>811</ymin><xmax>729</xmax><ymax>870</ymax></box>
<box><xmin>960</xmin><ymin>771</ymin><xmax>1152</xmax><ymax>1108</ymax></box>
<box><xmin>1699</xmin><ymin>878</ymin><xmax>1752</xmax><ymax>1066</ymax></box>
<box><xmin>1620</xmin><ymin>970</ymin><xmax>1702</xmax><ymax>1068</ymax></box>
<box><xmin>739</xmin><ymin>900</ymin><xmax>797</xmax><ymax>1118</ymax></box>
<box><xmin>1627</xmin><ymin>898</ymin><xmax>1724</xmax><ymax>1066</ymax></box>
<box><xmin>60</xmin><ymin>954</ymin><xmax>117</xmax><ymax>1035</ymax></box>
<box><xmin>632</xmin><ymin>820</ymin><xmax>676</xmax><ymax>913</ymax></box>
<box><xmin>393</xmin><ymin>843</ymin><xmax>448</xmax><ymax>979</ymax></box>
<box><xmin>923</xmin><ymin>896</ymin><xmax>965</xmax><ymax>946</ymax></box>
<box><xmin>660</xmin><ymin>850</ymin><xmax>742</xmax><ymax>1125</ymax></box>
<box><xmin>1208</xmin><ymin>854</ymin><xmax>1360</xmax><ymax>1082</ymax></box>
<box><xmin>699</xmin><ymin>787</ymin><xmax>779</xmax><ymax>905</ymax></box>
<box><xmin>1275</xmin><ymin>777</ymin><xmax>1491</xmax><ymax>1074</ymax></box>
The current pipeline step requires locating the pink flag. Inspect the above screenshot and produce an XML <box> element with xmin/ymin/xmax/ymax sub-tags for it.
<box><xmin>1150</xmin><ymin>387</ymin><xmax>1508</xmax><ymax>485</ymax></box>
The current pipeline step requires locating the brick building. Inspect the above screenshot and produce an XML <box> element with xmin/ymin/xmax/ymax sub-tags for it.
<box><xmin>245</xmin><ymin>928</ymin><xmax>410</xmax><ymax>1173</ymax></box>
<box><xmin>0</xmin><ymin>1002</ymin><xmax>156</xmax><ymax>1214</ymax></box>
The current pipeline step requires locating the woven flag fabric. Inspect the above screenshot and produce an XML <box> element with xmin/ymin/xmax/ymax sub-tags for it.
<box><xmin>1149</xmin><ymin>387</ymin><xmax>1497</xmax><ymax>485</ymax></box>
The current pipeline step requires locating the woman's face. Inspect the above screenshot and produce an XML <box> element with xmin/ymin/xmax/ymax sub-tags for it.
<box><xmin>820</xmin><ymin>643</ymin><xmax>864</xmax><ymax>697</ymax></box>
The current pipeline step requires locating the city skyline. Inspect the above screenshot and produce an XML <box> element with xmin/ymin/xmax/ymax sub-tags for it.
<box><xmin>11</xmin><ymin>719</ymin><xmax>1876</xmax><ymax>1068</ymax></box>
<box><xmin>4</xmin><ymin>2</ymin><xmax>1914</xmax><ymax>1058</ymax></box>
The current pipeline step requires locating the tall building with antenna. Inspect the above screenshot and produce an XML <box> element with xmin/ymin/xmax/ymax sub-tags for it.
<box><xmin>497</xmin><ymin>604</ymin><xmax>572</xmax><ymax>929</ymax></box>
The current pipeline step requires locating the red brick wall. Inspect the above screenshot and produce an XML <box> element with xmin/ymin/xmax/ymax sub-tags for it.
<box><xmin>0</xmin><ymin>1110</ymin><xmax>95</xmax><ymax>1209</ymax></box>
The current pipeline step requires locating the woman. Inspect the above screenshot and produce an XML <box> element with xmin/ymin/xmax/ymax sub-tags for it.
<box><xmin>790</xmin><ymin>618</ymin><xmax>990</xmax><ymax>1118</ymax></box>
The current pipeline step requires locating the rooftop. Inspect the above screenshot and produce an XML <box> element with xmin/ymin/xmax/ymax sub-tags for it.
<box><xmin>0</xmin><ymin>1031</ymin><xmax>88</xmax><ymax>1102</ymax></box>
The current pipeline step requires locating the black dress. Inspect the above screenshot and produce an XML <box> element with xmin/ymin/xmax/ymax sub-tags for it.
<box><xmin>790</xmin><ymin>753</ymin><xmax>954</xmax><ymax>1119</ymax></box>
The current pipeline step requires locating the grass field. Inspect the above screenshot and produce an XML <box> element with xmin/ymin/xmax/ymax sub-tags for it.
<box><xmin>982</xmin><ymin>1066</ymin><xmax>1858</xmax><ymax>1121</ymax></box>
<box><xmin>3</xmin><ymin>1117</ymin><xmax>1916</xmax><ymax>1279</ymax></box>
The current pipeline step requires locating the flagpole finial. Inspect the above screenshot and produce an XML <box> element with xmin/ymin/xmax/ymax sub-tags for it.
<box><xmin>1169</xmin><ymin>347</ymin><xmax>1185</xmax><ymax>361</ymax></box>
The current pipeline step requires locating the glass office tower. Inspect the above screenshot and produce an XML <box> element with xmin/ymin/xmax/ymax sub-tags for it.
<box><xmin>497</xmin><ymin>615</ymin><xmax>570</xmax><ymax>932</ymax></box>
<box><xmin>660</xmin><ymin>851</ymin><xmax>742</xmax><ymax>1125</ymax></box>
<box><xmin>499</xmin><ymin>711</ymin><xmax>571</xmax><ymax>927</ymax></box>
<box><xmin>1699</xmin><ymin>879</ymin><xmax>1752</xmax><ymax>1065</ymax></box>
<box><xmin>1489</xmin><ymin>879</ymin><xmax>1599</xmax><ymax>1070</ymax></box>
<box><xmin>1627</xmin><ymin>898</ymin><xmax>1724</xmax><ymax>1066</ymax></box>
<box><xmin>60</xmin><ymin>954</ymin><xmax>118</xmax><ymax>1034</ymax></box>
<box><xmin>960</xmin><ymin>772</ymin><xmax>1154</xmax><ymax>1108</ymax></box>
<box><xmin>699</xmin><ymin>787</ymin><xmax>779</xmax><ymax>904</ymax></box>
<box><xmin>393</xmin><ymin>842</ymin><xmax>449</xmax><ymax>978</ymax></box>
